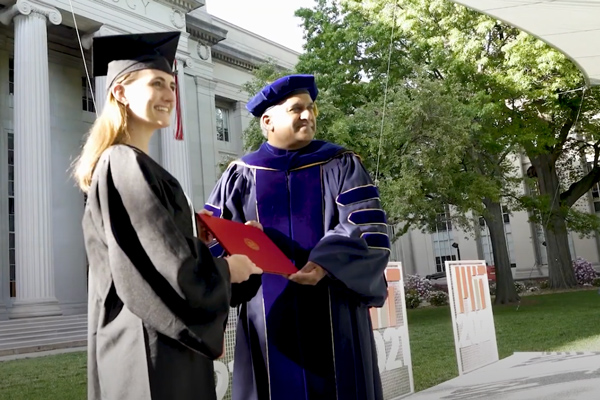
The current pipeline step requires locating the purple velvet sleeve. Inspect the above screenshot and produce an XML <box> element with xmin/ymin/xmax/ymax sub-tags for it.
<box><xmin>308</xmin><ymin>154</ymin><xmax>391</xmax><ymax>307</ymax></box>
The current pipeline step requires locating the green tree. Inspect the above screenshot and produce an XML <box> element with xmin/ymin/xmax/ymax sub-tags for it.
<box><xmin>296</xmin><ymin>0</ymin><xmax>523</xmax><ymax>302</ymax></box>
<box><xmin>345</xmin><ymin>0</ymin><xmax>600</xmax><ymax>289</ymax></box>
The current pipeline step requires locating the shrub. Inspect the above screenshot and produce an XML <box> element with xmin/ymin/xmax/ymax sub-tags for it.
<box><xmin>431</xmin><ymin>283</ymin><xmax>448</xmax><ymax>293</ymax></box>
<box><xmin>488</xmin><ymin>281</ymin><xmax>496</xmax><ymax>296</ymax></box>
<box><xmin>539</xmin><ymin>280</ymin><xmax>549</xmax><ymax>289</ymax></box>
<box><xmin>572</xmin><ymin>257</ymin><xmax>597</xmax><ymax>285</ymax></box>
<box><xmin>523</xmin><ymin>280</ymin><xmax>537</xmax><ymax>289</ymax></box>
<box><xmin>521</xmin><ymin>280</ymin><xmax>540</xmax><ymax>293</ymax></box>
<box><xmin>592</xmin><ymin>277</ymin><xmax>600</xmax><ymax>287</ymax></box>
<box><xmin>405</xmin><ymin>289</ymin><xmax>421</xmax><ymax>309</ymax></box>
<box><xmin>428</xmin><ymin>291</ymin><xmax>449</xmax><ymax>306</ymax></box>
<box><xmin>514</xmin><ymin>281</ymin><xmax>526</xmax><ymax>294</ymax></box>
<box><xmin>404</xmin><ymin>274</ymin><xmax>434</xmax><ymax>301</ymax></box>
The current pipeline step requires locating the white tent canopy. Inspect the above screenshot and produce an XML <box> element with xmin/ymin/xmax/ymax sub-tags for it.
<box><xmin>450</xmin><ymin>0</ymin><xmax>600</xmax><ymax>86</ymax></box>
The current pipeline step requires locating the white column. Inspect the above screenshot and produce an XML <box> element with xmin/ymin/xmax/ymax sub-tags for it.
<box><xmin>231</xmin><ymin>101</ymin><xmax>247</xmax><ymax>155</ymax></box>
<box><xmin>81</xmin><ymin>25</ymin><xmax>124</xmax><ymax>114</ymax></box>
<box><xmin>195</xmin><ymin>76</ymin><xmax>219</xmax><ymax>197</ymax></box>
<box><xmin>94</xmin><ymin>76</ymin><xmax>108</xmax><ymax>113</ymax></box>
<box><xmin>148</xmin><ymin>131</ymin><xmax>162</xmax><ymax>164</ymax></box>
<box><xmin>0</xmin><ymin>0</ymin><xmax>62</xmax><ymax>318</ymax></box>
<box><xmin>160</xmin><ymin>57</ymin><xmax>193</xmax><ymax>198</ymax></box>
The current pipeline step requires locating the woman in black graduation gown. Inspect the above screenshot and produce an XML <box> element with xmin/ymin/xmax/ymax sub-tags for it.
<box><xmin>72</xmin><ymin>31</ymin><xmax>262</xmax><ymax>400</ymax></box>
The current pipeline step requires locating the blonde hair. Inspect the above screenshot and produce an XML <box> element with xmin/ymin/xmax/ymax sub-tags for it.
<box><xmin>72</xmin><ymin>74</ymin><xmax>135</xmax><ymax>192</ymax></box>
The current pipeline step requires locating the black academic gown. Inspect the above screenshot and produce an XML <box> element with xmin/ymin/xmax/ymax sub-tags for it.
<box><xmin>205</xmin><ymin>140</ymin><xmax>391</xmax><ymax>400</ymax></box>
<box><xmin>83</xmin><ymin>144</ymin><xmax>231</xmax><ymax>400</ymax></box>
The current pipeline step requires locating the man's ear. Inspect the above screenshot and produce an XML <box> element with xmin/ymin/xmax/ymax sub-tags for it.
<box><xmin>261</xmin><ymin>113</ymin><xmax>272</xmax><ymax>132</ymax></box>
<box><xmin>111</xmin><ymin>84</ymin><xmax>128</xmax><ymax>106</ymax></box>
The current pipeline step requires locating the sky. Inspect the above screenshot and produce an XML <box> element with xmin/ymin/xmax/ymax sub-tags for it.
<box><xmin>206</xmin><ymin>0</ymin><xmax>317</xmax><ymax>53</ymax></box>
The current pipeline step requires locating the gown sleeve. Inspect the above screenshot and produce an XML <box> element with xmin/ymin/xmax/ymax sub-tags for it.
<box><xmin>204</xmin><ymin>163</ymin><xmax>262</xmax><ymax>307</ymax></box>
<box><xmin>95</xmin><ymin>145</ymin><xmax>231</xmax><ymax>359</ymax></box>
<box><xmin>308</xmin><ymin>153</ymin><xmax>391</xmax><ymax>307</ymax></box>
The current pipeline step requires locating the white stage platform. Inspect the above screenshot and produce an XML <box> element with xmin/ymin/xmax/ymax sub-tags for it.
<box><xmin>407</xmin><ymin>352</ymin><xmax>600</xmax><ymax>400</ymax></box>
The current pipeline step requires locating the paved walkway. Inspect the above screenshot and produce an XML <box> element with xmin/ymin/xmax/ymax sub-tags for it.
<box><xmin>407</xmin><ymin>352</ymin><xmax>600</xmax><ymax>400</ymax></box>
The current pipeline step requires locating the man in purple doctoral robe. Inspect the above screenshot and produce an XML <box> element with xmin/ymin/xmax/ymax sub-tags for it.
<box><xmin>204</xmin><ymin>74</ymin><xmax>391</xmax><ymax>400</ymax></box>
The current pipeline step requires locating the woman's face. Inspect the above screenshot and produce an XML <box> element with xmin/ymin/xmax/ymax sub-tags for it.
<box><xmin>115</xmin><ymin>69</ymin><xmax>176</xmax><ymax>130</ymax></box>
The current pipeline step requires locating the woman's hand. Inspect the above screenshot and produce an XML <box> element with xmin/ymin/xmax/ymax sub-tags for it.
<box><xmin>226</xmin><ymin>254</ymin><xmax>263</xmax><ymax>283</ymax></box>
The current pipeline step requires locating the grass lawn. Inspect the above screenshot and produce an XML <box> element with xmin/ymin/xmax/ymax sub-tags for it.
<box><xmin>408</xmin><ymin>289</ymin><xmax>600</xmax><ymax>391</ymax></box>
<box><xmin>0</xmin><ymin>290</ymin><xmax>598</xmax><ymax>399</ymax></box>
<box><xmin>0</xmin><ymin>351</ymin><xmax>86</xmax><ymax>400</ymax></box>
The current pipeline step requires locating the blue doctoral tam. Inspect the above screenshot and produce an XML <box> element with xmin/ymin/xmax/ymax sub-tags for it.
<box><xmin>246</xmin><ymin>74</ymin><xmax>318</xmax><ymax>117</ymax></box>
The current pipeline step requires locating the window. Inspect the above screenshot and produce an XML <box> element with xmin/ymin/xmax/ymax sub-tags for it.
<box><xmin>435</xmin><ymin>205</ymin><xmax>452</xmax><ymax>231</ymax></box>
<box><xmin>8</xmin><ymin>57</ymin><xmax>14</xmax><ymax>95</ymax></box>
<box><xmin>503</xmin><ymin>207</ymin><xmax>510</xmax><ymax>223</ymax></box>
<box><xmin>431</xmin><ymin>205</ymin><xmax>456</xmax><ymax>272</ymax></box>
<box><xmin>8</xmin><ymin>132</ymin><xmax>15</xmax><ymax>297</ymax></box>
<box><xmin>216</xmin><ymin>106</ymin><xmax>230</xmax><ymax>142</ymax></box>
<box><xmin>435</xmin><ymin>255</ymin><xmax>456</xmax><ymax>273</ymax></box>
<box><xmin>82</xmin><ymin>77</ymin><xmax>95</xmax><ymax>113</ymax></box>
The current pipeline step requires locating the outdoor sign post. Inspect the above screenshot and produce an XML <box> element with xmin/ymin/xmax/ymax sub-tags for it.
<box><xmin>445</xmin><ymin>260</ymin><xmax>499</xmax><ymax>375</ymax></box>
<box><xmin>371</xmin><ymin>262</ymin><xmax>415</xmax><ymax>399</ymax></box>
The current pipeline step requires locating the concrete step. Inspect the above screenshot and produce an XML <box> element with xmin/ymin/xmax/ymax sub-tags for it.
<box><xmin>0</xmin><ymin>337</ymin><xmax>87</xmax><ymax>357</ymax></box>
<box><xmin>0</xmin><ymin>314</ymin><xmax>88</xmax><ymax>358</ymax></box>
<box><xmin>0</xmin><ymin>332</ymin><xmax>87</xmax><ymax>347</ymax></box>
<box><xmin>0</xmin><ymin>327</ymin><xmax>87</xmax><ymax>342</ymax></box>
<box><xmin>0</xmin><ymin>320</ymin><xmax>86</xmax><ymax>335</ymax></box>
<box><xmin>0</xmin><ymin>314</ymin><xmax>86</xmax><ymax>327</ymax></box>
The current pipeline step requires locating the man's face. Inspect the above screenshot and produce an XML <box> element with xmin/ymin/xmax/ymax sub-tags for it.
<box><xmin>262</xmin><ymin>92</ymin><xmax>317</xmax><ymax>150</ymax></box>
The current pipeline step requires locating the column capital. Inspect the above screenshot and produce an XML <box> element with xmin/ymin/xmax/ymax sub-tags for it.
<box><xmin>81</xmin><ymin>24</ymin><xmax>126</xmax><ymax>50</ymax></box>
<box><xmin>176</xmin><ymin>55</ymin><xmax>194</xmax><ymax>69</ymax></box>
<box><xmin>0</xmin><ymin>0</ymin><xmax>62</xmax><ymax>26</ymax></box>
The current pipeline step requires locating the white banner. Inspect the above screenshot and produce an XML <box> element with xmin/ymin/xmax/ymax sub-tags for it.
<box><xmin>445</xmin><ymin>260</ymin><xmax>499</xmax><ymax>375</ymax></box>
<box><xmin>371</xmin><ymin>262</ymin><xmax>415</xmax><ymax>399</ymax></box>
<box><xmin>214</xmin><ymin>262</ymin><xmax>414</xmax><ymax>399</ymax></box>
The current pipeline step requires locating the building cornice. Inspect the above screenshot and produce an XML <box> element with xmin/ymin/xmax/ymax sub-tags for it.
<box><xmin>154</xmin><ymin>0</ymin><xmax>204</xmax><ymax>13</ymax></box>
<box><xmin>211</xmin><ymin>42</ymin><xmax>265</xmax><ymax>71</ymax></box>
<box><xmin>186</xmin><ymin>13</ymin><xmax>227</xmax><ymax>46</ymax></box>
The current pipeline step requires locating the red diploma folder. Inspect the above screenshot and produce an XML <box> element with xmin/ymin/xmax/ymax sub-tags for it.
<box><xmin>197</xmin><ymin>214</ymin><xmax>298</xmax><ymax>276</ymax></box>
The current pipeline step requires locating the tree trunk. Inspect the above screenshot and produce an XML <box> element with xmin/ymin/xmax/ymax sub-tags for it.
<box><xmin>542</xmin><ymin>212</ymin><xmax>577</xmax><ymax>288</ymax></box>
<box><xmin>482</xmin><ymin>198</ymin><xmax>520</xmax><ymax>304</ymax></box>
<box><xmin>530</xmin><ymin>153</ymin><xmax>577</xmax><ymax>289</ymax></box>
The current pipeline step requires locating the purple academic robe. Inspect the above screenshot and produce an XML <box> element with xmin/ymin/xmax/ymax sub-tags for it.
<box><xmin>205</xmin><ymin>140</ymin><xmax>390</xmax><ymax>400</ymax></box>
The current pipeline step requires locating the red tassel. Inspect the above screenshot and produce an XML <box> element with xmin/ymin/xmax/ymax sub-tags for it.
<box><xmin>174</xmin><ymin>59</ymin><xmax>184</xmax><ymax>141</ymax></box>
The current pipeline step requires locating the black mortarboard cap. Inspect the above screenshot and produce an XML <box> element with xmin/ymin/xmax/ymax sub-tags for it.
<box><xmin>92</xmin><ymin>31</ymin><xmax>181</xmax><ymax>92</ymax></box>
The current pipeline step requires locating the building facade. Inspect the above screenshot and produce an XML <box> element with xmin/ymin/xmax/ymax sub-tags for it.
<box><xmin>0</xmin><ymin>0</ymin><xmax>298</xmax><ymax>320</ymax></box>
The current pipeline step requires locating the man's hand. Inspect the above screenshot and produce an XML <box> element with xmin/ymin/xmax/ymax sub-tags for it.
<box><xmin>196</xmin><ymin>209</ymin><xmax>215</xmax><ymax>243</ymax></box>
<box><xmin>245</xmin><ymin>220</ymin><xmax>263</xmax><ymax>231</ymax></box>
<box><xmin>288</xmin><ymin>261</ymin><xmax>327</xmax><ymax>285</ymax></box>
